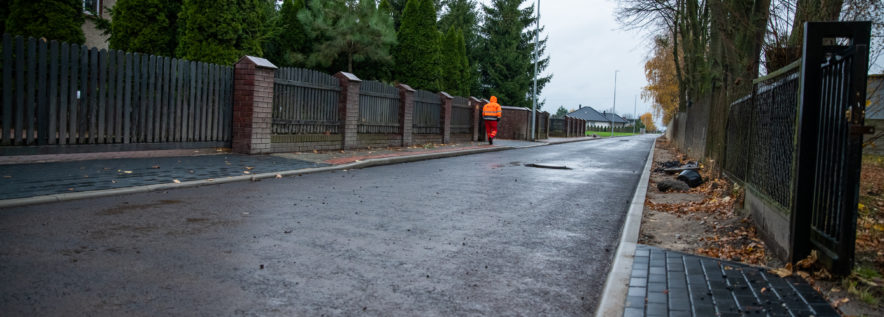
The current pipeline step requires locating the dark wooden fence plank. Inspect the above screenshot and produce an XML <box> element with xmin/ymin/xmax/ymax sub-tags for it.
<box><xmin>138</xmin><ymin>54</ymin><xmax>148</xmax><ymax>142</ymax></box>
<box><xmin>170</xmin><ymin>58</ymin><xmax>179</xmax><ymax>142</ymax></box>
<box><xmin>146</xmin><ymin>54</ymin><xmax>156</xmax><ymax>142</ymax></box>
<box><xmin>114</xmin><ymin>50</ymin><xmax>124</xmax><ymax>142</ymax></box>
<box><xmin>158</xmin><ymin>56</ymin><xmax>168</xmax><ymax>142</ymax></box>
<box><xmin>206</xmin><ymin>64</ymin><xmax>215</xmax><ymax>141</ymax></box>
<box><xmin>25</xmin><ymin>38</ymin><xmax>37</xmax><ymax>145</ymax></box>
<box><xmin>97</xmin><ymin>49</ymin><xmax>109</xmax><ymax>143</ymax></box>
<box><xmin>105</xmin><ymin>50</ymin><xmax>116</xmax><ymax>143</ymax></box>
<box><xmin>14</xmin><ymin>37</ymin><xmax>24</xmax><ymax>144</ymax></box>
<box><xmin>187</xmin><ymin>60</ymin><xmax>195</xmax><ymax>141</ymax></box>
<box><xmin>47</xmin><ymin>41</ymin><xmax>59</xmax><ymax>144</ymax></box>
<box><xmin>36</xmin><ymin>39</ymin><xmax>49</xmax><ymax>145</ymax></box>
<box><xmin>88</xmin><ymin>48</ymin><xmax>99</xmax><ymax>144</ymax></box>
<box><xmin>199</xmin><ymin>62</ymin><xmax>207</xmax><ymax>141</ymax></box>
<box><xmin>213</xmin><ymin>64</ymin><xmax>221</xmax><ymax>140</ymax></box>
<box><xmin>2</xmin><ymin>34</ymin><xmax>13</xmax><ymax>145</ymax></box>
<box><xmin>74</xmin><ymin>45</ymin><xmax>86</xmax><ymax>144</ymax></box>
<box><xmin>124</xmin><ymin>53</ymin><xmax>132</xmax><ymax>143</ymax></box>
<box><xmin>58</xmin><ymin>42</ymin><xmax>69</xmax><ymax>145</ymax></box>
<box><xmin>180</xmin><ymin>60</ymin><xmax>190</xmax><ymax>141</ymax></box>
<box><xmin>193</xmin><ymin>62</ymin><xmax>201</xmax><ymax>141</ymax></box>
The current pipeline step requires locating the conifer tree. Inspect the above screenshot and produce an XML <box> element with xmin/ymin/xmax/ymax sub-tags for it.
<box><xmin>438</xmin><ymin>0</ymin><xmax>480</xmax><ymax>94</ymax></box>
<box><xmin>177</xmin><ymin>0</ymin><xmax>270</xmax><ymax>65</ymax></box>
<box><xmin>265</xmin><ymin>0</ymin><xmax>310</xmax><ymax>67</ymax></box>
<box><xmin>5</xmin><ymin>0</ymin><xmax>84</xmax><ymax>44</ymax></box>
<box><xmin>298</xmin><ymin>0</ymin><xmax>396</xmax><ymax>76</ymax></box>
<box><xmin>394</xmin><ymin>0</ymin><xmax>441</xmax><ymax>91</ymax></box>
<box><xmin>440</xmin><ymin>27</ymin><xmax>469</xmax><ymax>96</ymax></box>
<box><xmin>108</xmin><ymin>0</ymin><xmax>180</xmax><ymax>56</ymax></box>
<box><xmin>477</xmin><ymin>0</ymin><xmax>550</xmax><ymax>108</ymax></box>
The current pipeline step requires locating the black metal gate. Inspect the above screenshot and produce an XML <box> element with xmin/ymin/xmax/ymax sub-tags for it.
<box><xmin>792</xmin><ymin>22</ymin><xmax>871</xmax><ymax>275</ymax></box>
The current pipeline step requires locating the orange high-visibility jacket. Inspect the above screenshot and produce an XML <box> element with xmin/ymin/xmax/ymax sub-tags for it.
<box><xmin>483</xmin><ymin>96</ymin><xmax>502</xmax><ymax>121</ymax></box>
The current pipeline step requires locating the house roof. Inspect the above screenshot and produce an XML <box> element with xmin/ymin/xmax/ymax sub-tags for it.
<box><xmin>566</xmin><ymin>106</ymin><xmax>608</xmax><ymax>122</ymax></box>
<box><xmin>602</xmin><ymin>112</ymin><xmax>629</xmax><ymax>124</ymax></box>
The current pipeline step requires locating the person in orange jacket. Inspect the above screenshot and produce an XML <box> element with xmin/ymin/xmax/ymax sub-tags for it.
<box><xmin>482</xmin><ymin>96</ymin><xmax>502</xmax><ymax>144</ymax></box>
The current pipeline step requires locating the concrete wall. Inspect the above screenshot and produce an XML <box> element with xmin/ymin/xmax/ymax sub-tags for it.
<box><xmin>742</xmin><ymin>186</ymin><xmax>792</xmax><ymax>260</ymax></box>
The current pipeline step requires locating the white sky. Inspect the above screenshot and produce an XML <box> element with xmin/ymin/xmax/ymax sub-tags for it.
<box><xmin>476</xmin><ymin>0</ymin><xmax>658</xmax><ymax>124</ymax></box>
<box><xmin>479</xmin><ymin>0</ymin><xmax>883</xmax><ymax>129</ymax></box>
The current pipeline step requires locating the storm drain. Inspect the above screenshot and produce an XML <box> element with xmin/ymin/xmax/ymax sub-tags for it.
<box><xmin>524</xmin><ymin>163</ymin><xmax>572</xmax><ymax>170</ymax></box>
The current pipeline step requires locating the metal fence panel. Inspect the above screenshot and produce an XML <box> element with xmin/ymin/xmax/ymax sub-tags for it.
<box><xmin>413</xmin><ymin>90</ymin><xmax>441</xmax><ymax>134</ymax></box>
<box><xmin>451</xmin><ymin>96</ymin><xmax>471</xmax><ymax>134</ymax></box>
<box><xmin>358</xmin><ymin>80</ymin><xmax>400</xmax><ymax>134</ymax></box>
<box><xmin>272</xmin><ymin>67</ymin><xmax>341</xmax><ymax>135</ymax></box>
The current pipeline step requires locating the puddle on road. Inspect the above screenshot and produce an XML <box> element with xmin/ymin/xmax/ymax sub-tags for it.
<box><xmin>524</xmin><ymin>163</ymin><xmax>572</xmax><ymax>170</ymax></box>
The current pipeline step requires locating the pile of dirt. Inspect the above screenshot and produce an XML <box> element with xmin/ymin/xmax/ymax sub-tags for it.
<box><xmin>639</xmin><ymin>138</ymin><xmax>778</xmax><ymax>267</ymax></box>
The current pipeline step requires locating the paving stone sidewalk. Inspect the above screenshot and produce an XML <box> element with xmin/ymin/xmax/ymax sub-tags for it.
<box><xmin>0</xmin><ymin>138</ymin><xmax>573</xmax><ymax>202</ymax></box>
<box><xmin>624</xmin><ymin>245</ymin><xmax>839</xmax><ymax>317</ymax></box>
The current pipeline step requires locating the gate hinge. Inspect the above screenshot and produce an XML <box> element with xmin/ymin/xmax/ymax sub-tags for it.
<box><xmin>850</xmin><ymin>125</ymin><xmax>875</xmax><ymax>136</ymax></box>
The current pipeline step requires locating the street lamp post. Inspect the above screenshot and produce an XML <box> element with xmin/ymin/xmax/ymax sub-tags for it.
<box><xmin>632</xmin><ymin>95</ymin><xmax>637</xmax><ymax>135</ymax></box>
<box><xmin>611</xmin><ymin>70</ymin><xmax>618</xmax><ymax>137</ymax></box>
<box><xmin>530</xmin><ymin>0</ymin><xmax>540</xmax><ymax>141</ymax></box>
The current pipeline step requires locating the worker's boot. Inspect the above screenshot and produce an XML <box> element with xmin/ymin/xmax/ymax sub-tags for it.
<box><xmin>489</xmin><ymin>137</ymin><xmax>493</xmax><ymax>145</ymax></box>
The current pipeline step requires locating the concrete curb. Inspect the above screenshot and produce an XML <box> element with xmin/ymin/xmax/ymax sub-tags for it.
<box><xmin>594</xmin><ymin>136</ymin><xmax>657</xmax><ymax>317</ymax></box>
<box><xmin>0</xmin><ymin>137</ymin><xmax>600</xmax><ymax>209</ymax></box>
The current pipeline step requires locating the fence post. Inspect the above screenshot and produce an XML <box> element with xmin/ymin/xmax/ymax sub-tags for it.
<box><xmin>398</xmin><ymin>83</ymin><xmax>415</xmax><ymax>147</ymax></box>
<box><xmin>439</xmin><ymin>92</ymin><xmax>452</xmax><ymax>144</ymax></box>
<box><xmin>232</xmin><ymin>56</ymin><xmax>276</xmax><ymax>154</ymax></box>
<box><xmin>470</xmin><ymin>97</ymin><xmax>481</xmax><ymax>141</ymax></box>
<box><xmin>335</xmin><ymin>72</ymin><xmax>361</xmax><ymax>150</ymax></box>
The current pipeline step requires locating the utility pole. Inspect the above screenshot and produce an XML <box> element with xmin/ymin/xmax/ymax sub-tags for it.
<box><xmin>530</xmin><ymin>0</ymin><xmax>540</xmax><ymax>141</ymax></box>
<box><xmin>611</xmin><ymin>70</ymin><xmax>618</xmax><ymax>137</ymax></box>
<box><xmin>632</xmin><ymin>95</ymin><xmax>637</xmax><ymax>135</ymax></box>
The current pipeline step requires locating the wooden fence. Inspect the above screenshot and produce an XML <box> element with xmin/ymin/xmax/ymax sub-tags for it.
<box><xmin>272</xmin><ymin>67</ymin><xmax>341</xmax><ymax>135</ymax></box>
<box><xmin>413</xmin><ymin>90</ymin><xmax>441</xmax><ymax>134</ymax></box>
<box><xmin>1</xmin><ymin>34</ymin><xmax>232</xmax><ymax>151</ymax></box>
<box><xmin>358</xmin><ymin>80</ymin><xmax>400</xmax><ymax>134</ymax></box>
<box><xmin>451</xmin><ymin>96</ymin><xmax>471</xmax><ymax>134</ymax></box>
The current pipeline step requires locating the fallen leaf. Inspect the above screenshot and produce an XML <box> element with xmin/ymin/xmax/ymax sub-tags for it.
<box><xmin>173</xmin><ymin>179</ymin><xmax>181</xmax><ymax>184</ymax></box>
<box><xmin>245</xmin><ymin>166</ymin><xmax>254</xmax><ymax>170</ymax></box>
<box><xmin>275</xmin><ymin>174</ymin><xmax>282</xmax><ymax>179</ymax></box>
<box><xmin>760</xmin><ymin>287</ymin><xmax>767</xmax><ymax>293</ymax></box>
<box><xmin>151</xmin><ymin>165</ymin><xmax>160</xmax><ymax>169</ymax></box>
<box><xmin>68</xmin><ymin>188</ymin><xmax>74</xmax><ymax>191</ymax></box>
<box><xmin>243</xmin><ymin>171</ymin><xmax>251</xmax><ymax>174</ymax></box>
<box><xmin>123</xmin><ymin>170</ymin><xmax>133</xmax><ymax>174</ymax></box>
<box><xmin>3</xmin><ymin>175</ymin><xmax>11</xmax><ymax>178</ymax></box>
<box><xmin>111</xmin><ymin>180</ymin><xmax>117</xmax><ymax>184</ymax></box>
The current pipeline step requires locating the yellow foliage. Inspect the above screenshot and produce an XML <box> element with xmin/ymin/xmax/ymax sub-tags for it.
<box><xmin>643</xmin><ymin>36</ymin><xmax>680</xmax><ymax>126</ymax></box>
<box><xmin>640</xmin><ymin>112</ymin><xmax>657</xmax><ymax>132</ymax></box>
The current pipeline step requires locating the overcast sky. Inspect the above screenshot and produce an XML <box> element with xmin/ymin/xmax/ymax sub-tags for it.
<box><xmin>477</xmin><ymin>0</ymin><xmax>883</xmax><ymax>128</ymax></box>
<box><xmin>504</xmin><ymin>0</ymin><xmax>657</xmax><ymax>123</ymax></box>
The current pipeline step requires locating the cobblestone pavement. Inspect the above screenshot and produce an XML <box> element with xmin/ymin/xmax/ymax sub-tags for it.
<box><xmin>624</xmin><ymin>245</ymin><xmax>839</xmax><ymax>317</ymax></box>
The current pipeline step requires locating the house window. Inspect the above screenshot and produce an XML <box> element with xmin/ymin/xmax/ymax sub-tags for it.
<box><xmin>83</xmin><ymin>0</ymin><xmax>100</xmax><ymax>15</ymax></box>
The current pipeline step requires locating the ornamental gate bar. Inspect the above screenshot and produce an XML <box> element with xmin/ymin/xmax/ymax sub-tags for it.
<box><xmin>792</xmin><ymin>22</ymin><xmax>871</xmax><ymax>275</ymax></box>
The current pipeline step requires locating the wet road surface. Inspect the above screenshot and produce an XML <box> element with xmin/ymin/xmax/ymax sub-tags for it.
<box><xmin>0</xmin><ymin>135</ymin><xmax>656</xmax><ymax>316</ymax></box>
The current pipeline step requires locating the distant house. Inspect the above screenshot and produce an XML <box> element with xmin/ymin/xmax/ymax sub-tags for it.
<box><xmin>566</xmin><ymin>105</ymin><xmax>628</xmax><ymax>129</ymax></box>
<box><xmin>82</xmin><ymin>0</ymin><xmax>115</xmax><ymax>50</ymax></box>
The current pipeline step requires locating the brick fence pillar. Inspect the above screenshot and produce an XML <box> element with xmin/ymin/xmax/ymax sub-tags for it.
<box><xmin>470</xmin><ymin>97</ymin><xmax>481</xmax><ymax>141</ymax></box>
<box><xmin>398</xmin><ymin>83</ymin><xmax>415</xmax><ymax>147</ymax></box>
<box><xmin>233</xmin><ymin>56</ymin><xmax>277</xmax><ymax>154</ymax></box>
<box><xmin>334</xmin><ymin>72</ymin><xmax>361</xmax><ymax>150</ymax></box>
<box><xmin>439</xmin><ymin>92</ymin><xmax>452</xmax><ymax>144</ymax></box>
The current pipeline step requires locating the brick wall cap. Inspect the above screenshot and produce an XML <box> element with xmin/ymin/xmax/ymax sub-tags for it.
<box><xmin>469</xmin><ymin>96</ymin><xmax>481</xmax><ymax>103</ymax></box>
<box><xmin>334</xmin><ymin>71</ymin><xmax>362</xmax><ymax>82</ymax></box>
<box><xmin>237</xmin><ymin>56</ymin><xmax>278</xmax><ymax>69</ymax></box>
<box><xmin>397</xmin><ymin>83</ymin><xmax>415</xmax><ymax>92</ymax></box>
<box><xmin>438</xmin><ymin>91</ymin><xmax>453</xmax><ymax>99</ymax></box>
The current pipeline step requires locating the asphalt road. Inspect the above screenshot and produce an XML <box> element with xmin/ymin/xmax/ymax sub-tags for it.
<box><xmin>0</xmin><ymin>135</ymin><xmax>656</xmax><ymax>316</ymax></box>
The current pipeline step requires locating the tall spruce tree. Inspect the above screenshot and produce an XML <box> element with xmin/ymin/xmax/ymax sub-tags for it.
<box><xmin>438</xmin><ymin>0</ymin><xmax>480</xmax><ymax>95</ymax></box>
<box><xmin>478</xmin><ymin>0</ymin><xmax>550</xmax><ymax>108</ymax></box>
<box><xmin>5</xmin><ymin>0</ymin><xmax>85</xmax><ymax>44</ymax></box>
<box><xmin>298</xmin><ymin>0</ymin><xmax>396</xmax><ymax>76</ymax></box>
<box><xmin>108</xmin><ymin>0</ymin><xmax>181</xmax><ymax>57</ymax></box>
<box><xmin>440</xmin><ymin>27</ymin><xmax>469</xmax><ymax>96</ymax></box>
<box><xmin>265</xmin><ymin>0</ymin><xmax>310</xmax><ymax>67</ymax></box>
<box><xmin>394</xmin><ymin>0</ymin><xmax>441</xmax><ymax>91</ymax></box>
<box><xmin>177</xmin><ymin>0</ymin><xmax>271</xmax><ymax>65</ymax></box>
